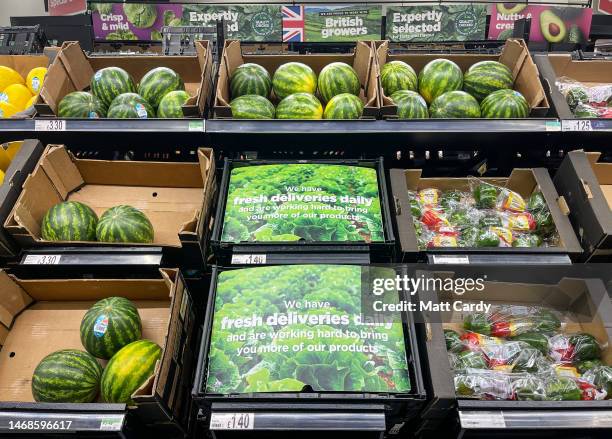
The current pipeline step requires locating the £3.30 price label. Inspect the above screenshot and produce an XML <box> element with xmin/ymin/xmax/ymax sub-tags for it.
<box><xmin>35</xmin><ymin>119</ymin><xmax>66</xmax><ymax>131</ymax></box>
<box><xmin>210</xmin><ymin>413</ymin><xmax>255</xmax><ymax>430</ymax></box>
<box><xmin>22</xmin><ymin>254</ymin><xmax>61</xmax><ymax>265</ymax></box>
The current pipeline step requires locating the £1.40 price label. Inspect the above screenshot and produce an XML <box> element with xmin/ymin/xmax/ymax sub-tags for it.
<box><xmin>210</xmin><ymin>413</ymin><xmax>254</xmax><ymax>430</ymax></box>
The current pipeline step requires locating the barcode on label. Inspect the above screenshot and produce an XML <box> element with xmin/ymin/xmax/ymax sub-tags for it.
<box><xmin>99</xmin><ymin>418</ymin><xmax>123</xmax><ymax>431</ymax></box>
<box><xmin>188</xmin><ymin>120</ymin><xmax>205</xmax><ymax>132</ymax></box>
<box><xmin>210</xmin><ymin>413</ymin><xmax>254</xmax><ymax>430</ymax></box>
<box><xmin>562</xmin><ymin>120</ymin><xmax>593</xmax><ymax>131</ymax></box>
<box><xmin>35</xmin><ymin>119</ymin><xmax>66</xmax><ymax>131</ymax></box>
<box><xmin>432</xmin><ymin>255</ymin><xmax>469</xmax><ymax>264</ymax></box>
<box><xmin>23</xmin><ymin>254</ymin><xmax>61</xmax><ymax>265</ymax></box>
<box><xmin>231</xmin><ymin>254</ymin><xmax>267</xmax><ymax>265</ymax></box>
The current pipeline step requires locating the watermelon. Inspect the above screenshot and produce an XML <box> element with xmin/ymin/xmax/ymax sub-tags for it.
<box><xmin>323</xmin><ymin>93</ymin><xmax>364</xmax><ymax>119</ymax></box>
<box><xmin>80</xmin><ymin>297</ymin><xmax>142</xmax><ymax>360</ymax></box>
<box><xmin>463</xmin><ymin>61</ymin><xmax>514</xmax><ymax>102</ymax></box>
<box><xmin>32</xmin><ymin>349</ymin><xmax>102</xmax><ymax>403</ymax></box>
<box><xmin>430</xmin><ymin>91</ymin><xmax>481</xmax><ymax>119</ymax></box>
<box><xmin>272</xmin><ymin>62</ymin><xmax>317</xmax><ymax>100</ymax></box>
<box><xmin>101</xmin><ymin>340</ymin><xmax>162</xmax><ymax>404</ymax></box>
<box><xmin>230</xmin><ymin>63</ymin><xmax>272</xmax><ymax>99</ymax></box>
<box><xmin>108</xmin><ymin>93</ymin><xmax>155</xmax><ymax>119</ymax></box>
<box><xmin>481</xmin><ymin>89</ymin><xmax>530</xmax><ymax>118</ymax></box>
<box><xmin>418</xmin><ymin>59</ymin><xmax>463</xmax><ymax>104</ymax></box>
<box><xmin>276</xmin><ymin>93</ymin><xmax>323</xmax><ymax>120</ymax></box>
<box><xmin>230</xmin><ymin>95</ymin><xmax>275</xmax><ymax>119</ymax></box>
<box><xmin>123</xmin><ymin>4</ymin><xmax>157</xmax><ymax>28</ymax></box>
<box><xmin>158</xmin><ymin>90</ymin><xmax>190</xmax><ymax>118</ymax></box>
<box><xmin>138</xmin><ymin>67</ymin><xmax>184</xmax><ymax>108</ymax></box>
<box><xmin>58</xmin><ymin>91</ymin><xmax>107</xmax><ymax>118</ymax></box>
<box><xmin>391</xmin><ymin>90</ymin><xmax>429</xmax><ymax>119</ymax></box>
<box><xmin>96</xmin><ymin>205</ymin><xmax>154</xmax><ymax>244</ymax></box>
<box><xmin>317</xmin><ymin>62</ymin><xmax>360</xmax><ymax>103</ymax></box>
<box><xmin>41</xmin><ymin>201</ymin><xmax>98</xmax><ymax>241</ymax></box>
<box><xmin>381</xmin><ymin>61</ymin><xmax>418</xmax><ymax>97</ymax></box>
<box><xmin>91</xmin><ymin>67</ymin><xmax>136</xmax><ymax>108</ymax></box>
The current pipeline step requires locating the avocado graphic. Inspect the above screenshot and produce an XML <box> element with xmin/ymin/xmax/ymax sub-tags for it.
<box><xmin>540</xmin><ymin>10</ymin><xmax>566</xmax><ymax>43</ymax></box>
<box><xmin>567</xmin><ymin>24</ymin><xmax>585</xmax><ymax>44</ymax></box>
<box><xmin>496</xmin><ymin>4</ymin><xmax>528</xmax><ymax>15</ymax></box>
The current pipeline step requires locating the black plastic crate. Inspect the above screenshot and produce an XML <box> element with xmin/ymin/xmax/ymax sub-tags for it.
<box><xmin>210</xmin><ymin>158</ymin><xmax>396</xmax><ymax>265</ymax></box>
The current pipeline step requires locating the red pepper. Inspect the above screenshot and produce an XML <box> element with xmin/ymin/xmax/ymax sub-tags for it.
<box><xmin>460</xmin><ymin>332</ymin><xmax>482</xmax><ymax>349</ymax></box>
<box><xmin>421</xmin><ymin>208</ymin><xmax>450</xmax><ymax>231</ymax></box>
<box><xmin>491</xmin><ymin>322</ymin><xmax>511</xmax><ymax>338</ymax></box>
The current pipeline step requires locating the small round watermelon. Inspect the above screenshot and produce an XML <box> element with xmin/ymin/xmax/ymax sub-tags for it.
<box><xmin>158</xmin><ymin>90</ymin><xmax>190</xmax><ymax>118</ymax></box>
<box><xmin>230</xmin><ymin>95</ymin><xmax>275</xmax><ymax>119</ymax></box>
<box><xmin>418</xmin><ymin>59</ymin><xmax>463</xmax><ymax>104</ymax></box>
<box><xmin>481</xmin><ymin>89</ymin><xmax>529</xmax><ymax>118</ymax></box>
<box><xmin>463</xmin><ymin>61</ymin><xmax>514</xmax><ymax>102</ymax></box>
<box><xmin>32</xmin><ymin>349</ymin><xmax>102</xmax><ymax>403</ymax></box>
<box><xmin>96</xmin><ymin>205</ymin><xmax>154</xmax><ymax>243</ymax></box>
<box><xmin>90</xmin><ymin>67</ymin><xmax>136</xmax><ymax>108</ymax></box>
<box><xmin>381</xmin><ymin>61</ymin><xmax>418</xmax><ymax>97</ymax></box>
<box><xmin>101</xmin><ymin>340</ymin><xmax>162</xmax><ymax>404</ymax></box>
<box><xmin>230</xmin><ymin>63</ymin><xmax>272</xmax><ymax>99</ymax></box>
<box><xmin>430</xmin><ymin>91</ymin><xmax>481</xmax><ymax>119</ymax></box>
<box><xmin>138</xmin><ymin>67</ymin><xmax>184</xmax><ymax>108</ymax></box>
<box><xmin>276</xmin><ymin>93</ymin><xmax>323</xmax><ymax>120</ymax></box>
<box><xmin>58</xmin><ymin>91</ymin><xmax>107</xmax><ymax>118</ymax></box>
<box><xmin>272</xmin><ymin>62</ymin><xmax>317</xmax><ymax>100</ymax></box>
<box><xmin>41</xmin><ymin>201</ymin><xmax>98</xmax><ymax>241</ymax></box>
<box><xmin>317</xmin><ymin>62</ymin><xmax>360</xmax><ymax>103</ymax></box>
<box><xmin>108</xmin><ymin>93</ymin><xmax>155</xmax><ymax>119</ymax></box>
<box><xmin>80</xmin><ymin>297</ymin><xmax>142</xmax><ymax>360</ymax></box>
<box><xmin>323</xmin><ymin>93</ymin><xmax>363</xmax><ymax>120</ymax></box>
<box><xmin>391</xmin><ymin>90</ymin><xmax>429</xmax><ymax>119</ymax></box>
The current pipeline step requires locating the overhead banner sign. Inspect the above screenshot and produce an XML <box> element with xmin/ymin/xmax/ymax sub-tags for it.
<box><xmin>597</xmin><ymin>0</ymin><xmax>612</xmax><ymax>15</ymax></box>
<box><xmin>488</xmin><ymin>4</ymin><xmax>593</xmax><ymax>43</ymax></box>
<box><xmin>49</xmin><ymin>0</ymin><xmax>87</xmax><ymax>16</ymax></box>
<box><xmin>91</xmin><ymin>2</ymin><xmax>282</xmax><ymax>41</ymax></box>
<box><xmin>386</xmin><ymin>5</ymin><xmax>487</xmax><ymax>42</ymax></box>
<box><xmin>303</xmin><ymin>4</ymin><xmax>383</xmax><ymax>42</ymax></box>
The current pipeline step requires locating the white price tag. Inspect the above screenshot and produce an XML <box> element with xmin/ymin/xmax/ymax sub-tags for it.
<box><xmin>231</xmin><ymin>254</ymin><xmax>267</xmax><ymax>265</ymax></box>
<box><xmin>35</xmin><ymin>119</ymin><xmax>66</xmax><ymax>131</ymax></box>
<box><xmin>432</xmin><ymin>255</ymin><xmax>469</xmax><ymax>264</ymax></box>
<box><xmin>460</xmin><ymin>411</ymin><xmax>506</xmax><ymax>429</ymax></box>
<box><xmin>188</xmin><ymin>120</ymin><xmax>205</xmax><ymax>132</ymax></box>
<box><xmin>544</xmin><ymin>121</ymin><xmax>561</xmax><ymax>132</ymax></box>
<box><xmin>210</xmin><ymin>413</ymin><xmax>254</xmax><ymax>430</ymax></box>
<box><xmin>23</xmin><ymin>254</ymin><xmax>61</xmax><ymax>265</ymax></box>
<box><xmin>562</xmin><ymin>120</ymin><xmax>593</xmax><ymax>131</ymax></box>
<box><xmin>99</xmin><ymin>417</ymin><xmax>123</xmax><ymax>431</ymax></box>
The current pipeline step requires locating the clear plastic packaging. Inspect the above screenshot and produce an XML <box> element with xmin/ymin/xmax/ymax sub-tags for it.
<box><xmin>463</xmin><ymin>305</ymin><xmax>562</xmax><ymax>337</ymax></box>
<box><xmin>556</xmin><ymin>76</ymin><xmax>612</xmax><ymax>119</ymax></box>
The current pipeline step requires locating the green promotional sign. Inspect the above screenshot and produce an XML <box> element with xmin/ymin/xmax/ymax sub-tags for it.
<box><xmin>206</xmin><ymin>265</ymin><xmax>411</xmax><ymax>394</ymax></box>
<box><xmin>386</xmin><ymin>5</ymin><xmax>487</xmax><ymax>42</ymax></box>
<box><xmin>221</xmin><ymin>164</ymin><xmax>385</xmax><ymax>243</ymax></box>
<box><xmin>305</xmin><ymin>5</ymin><xmax>382</xmax><ymax>42</ymax></box>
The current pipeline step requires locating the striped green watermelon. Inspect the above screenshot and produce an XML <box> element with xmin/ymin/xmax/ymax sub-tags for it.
<box><xmin>41</xmin><ymin>201</ymin><xmax>98</xmax><ymax>241</ymax></box>
<box><xmin>230</xmin><ymin>95</ymin><xmax>275</xmax><ymax>119</ymax></box>
<box><xmin>481</xmin><ymin>89</ymin><xmax>529</xmax><ymax>118</ymax></box>
<box><xmin>418</xmin><ymin>59</ymin><xmax>463</xmax><ymax>104</ymax></box>
<box><xmin>391</xmin><ymin>90</ymin><xmax>429</xmax><ymax>119</ymax></box>
<box><xmin>430</xmin><ymin>91</ymin><xmax>481</xmax><ymax>119</ymax></box>
<box><xmin>317</xmin><ymin>62</ymin><xmax>360</xmax><ymax>103</ymax></box>
<box><xmin>138</xmin><ymin>67</ymin><xmax>184</xmax><ymax>108</ymax></box>
<box><xmin>32</xmin><ymin>349</ymin><xmax>102</xmax><ymax>403</ymax></box>
<box><xmin>80</xmin><ymin>297</ymin><xmax>142</xmax><ymax>360</ymax></box>
<box><xmin>463</xmin><ymin>61</ymin><xmax>514</xmax><ymax>102</ymax></box>
<box><xmin>230</xmin><ymin>63</ymin><xmax>272</xmax><ymax>99</ymax></box>
<box><xmin>108</xmin><ymin>93</ymin><xmax>155</xmax><ymax>119</ymax></box>
<box><xmin>101</xmin><ymin>340</ymin><xmax>162</xmax><ymax>404</ymax></box>
<box><xmin>96</xmin><ymin>205</ymin><xmax>154</xmax><ymax>244</ymax></box>
<box><xmin>58</xmin><ymin>91</ymin><xmax>107</xmax><ymax>118</ymax></box>
<box><xmin>158</xmin><ymin>90</ymin><xmax>190</xmax><ymax>118</ymax></box>
<box><xmin>272</xmin><ymin>62</ymin><xmax>317</xmax><ymax>100</ymax></box>
<box><xmin>381</xmin><ymin>61</ymin><xmax>418</xmax><ymax>97</ymax></box>
<box><xmin>323</xmin><ymin>93</ymin><xmax>363</xmax><ymax>119</ymax></box>
<box><xmin>90</xmin><ymin>67</ymin><xmax>136</xmax><ymax>108</ymax></box>
<box><xmin>276</xmin><ymin>93</ymin><xmax>323</xmax><ymax>120</ymax></box>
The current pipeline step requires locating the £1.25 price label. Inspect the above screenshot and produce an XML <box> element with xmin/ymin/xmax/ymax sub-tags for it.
<box><xmin>210</xmin><ymin>413</ymin><xmax>255</xmax><ymax>430</ymax></box>
<box><xmin>562</xmin><ymin>120</ymin><xmax>593</xmax><ymax>132</ymax></box>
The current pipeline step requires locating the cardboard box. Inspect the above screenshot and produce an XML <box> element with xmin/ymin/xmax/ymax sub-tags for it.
<box><xmin>376</xmin><ymin>39</ymin><xmax>549</xmax><ymax>118</ymax></box>
<box><xmin>214</xmin><ymin>40</ymin><xmax>379</xmax><ymax>118</ymax></box>
<box><xmin>554</xmin><ymin>151</ymin><xmax>612</xmax><ymax>261</ymax></box>
<box><xmin>390</xmin><ymin>168</ymin><xmax>582</xmax><ymax>259</ymax></box>
<box><xmin>535</xmin><ymin>53</ymin><xmax>612</xmax><ymax>119</ymax></box>
<box><xmin>0</xmin><ymin>54</ymin><xmax>50</xmax><ymax>119</ymax></box>
<box><xmin>0</xmin><ymin>269</ymin><xmax>196</xmax><ymax>429</ymax></box>
<box><xmin>36</xmin><ymin>40</ymin><xmax>213</xmax><ymax>118</ymax></box>
<box><xmin>4</xmin><ymin>145</ymin><xmax>215</xmax><ymax>257</ymax></box>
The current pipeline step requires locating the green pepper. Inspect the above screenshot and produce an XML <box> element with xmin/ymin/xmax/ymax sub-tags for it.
<box><xmin>512</xmin><ymin>234</ymin><xmax>542</xmax><ymax>248</ymax></box>
<box><xmin>476</xmin><ymin>229</ymin><xmax>501</xmax><ymax>247</ymax></box>
<box><xmin>569</xmin><ymin>333</ymin><xmax>601</xmax><ymax>362</ymax></box>
<box><xmin>455</xmin><ymin>376</ymin><xmax>476</xmax><ymax>396</ymax></box>
<box><xmin>533</xmin><ymin>310</ymin><xmax>561</xmax><ymax>333</ymax></box>
<box><xmin>511</xmin><ymin>332</ymin><xmax>549</xmax><ymax>354</ymax></box>
<box><xmin>450</xmin><ymin>210</ymin><xmax>470</xmax><ymax>229</ymax></box>
<box><xmin>459</xmin><ymin>226</ymin><xmax>479</xmax><ymax>247</ymax></box>
<box><xmin>456</xmin><ymin>349</ymin><xmax>488</xmax><ymax>370</ymax></box>
<box><xmin>527</xmin><ymin>192</ymin><xmax>547</xmax><ymax>212</ymax></box>
<box><xmin>593</xmin><ymin>366</ymin><xmax>612</xmax><ymax>395</ymax></box>
<box><xmin>464</xmin><ymin>313</ymin><xmax>491</xmax><ymax>335</ymax></box>
<box><xmin>444</xmin><ymin>329</ymin><xmax>463</xmax><ymax>353</ymax></box>
<box><xmin>534</xmin><ymin>210</ymin><xmax>555</xmax><ymax>235</ymax></box>
<box><xmin>514</xmin><ymin>377</ymin><xmax>546</xmax><ymax>401</ymax></box>
<box><xmin>576</xmin><ymin>359</ymin><xmax>603</xmax><ymax>375</ymax></box>
<box><xmin>546</xmin><ymin>377</ymin><xmax>582</xmax><ymax>401</ymax></box>
<box><xmin>512</xmin><ymin>347</ymin><xmax>544</xmax><ymax>373</ymax></box>
<box><xmin>474</xmin><ymin>183</ymin><xmax>498</xmax><ymax>209</ymax></box>
<box><xmin>410</xmin><ymin>199</ymin><xmax>423</xmax><ymax>219</ymax></box>
<box><xmin>479</xmin><ymin>214</ymin><xmax>502</xmax><ymax>228</ymax></box>
<box><xmin>441</xmin><ymin>190</ymin><xmax>463</xmax><ymax>210</ymax></box>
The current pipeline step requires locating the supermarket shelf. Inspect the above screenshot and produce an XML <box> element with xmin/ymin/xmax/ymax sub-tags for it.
<box><xmin>459</xmin><ymin>409</ymin><xmax>612</xmax><ymax>430</ymax></box>
<box><xmin>426</xmin><ymin>253</ymin><xmax>572</xmax><ymax>265</ymax></box>
<box><xmin>18</xmin><ymin>246</ymin><xmax>164</xmax><ymax>267</ymax></box>
<box><xmin>0</xmin><ymin>119</ymin><xmax>205</xmax><ymax>133</ymax></box>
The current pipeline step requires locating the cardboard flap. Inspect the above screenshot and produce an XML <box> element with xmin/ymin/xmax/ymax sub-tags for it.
<box><xmin>506</xmin><ymin>168</ymin><xmax>537</xmax><ymax>196</ymax></box>
<box><xmin>586</xmin><ymin>151</ymin><xmax>602</xmax><ymax>166</ymax></box>
<box><xmin>0</xmin><ymin>272</ymin><xmax>32</xmax><ymax>328</ymax></box>
<box><xmin>403</xmin><ymin>169</ymin><xmax>423</xmax><ymax>190</ymax></box>
<box><xmin>41</xmin><ymin>147</ymin><xmax>83</xmax><ymax>198</ymax></box>
<box><xmin>58</xmin><ymin>42</ymin><xmax>93</xmax><ymax>92</ymax></box>
<box><xmin>500</xmin><ymin>39</ymin><xmax>526</xmax><ymax>80</ymax></box>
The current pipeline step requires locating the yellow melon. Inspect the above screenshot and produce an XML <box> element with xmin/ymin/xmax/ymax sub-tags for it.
<box><xmin>1</xmin><ymin>84</ymin><xmax>32</xmax><ymax>110</ymax></box>
<box><xmin>0</xmin><ymin>101</ymin><xmax>19</xmax><ymax>118</ymax></box>
<box><xmin>26</xmin><ymin>67</ymin><xmax>47</xmax><ymax>94</ymax></box>
<box><xmin>0</xmin><ymin>66</ymin><xmax>25</xmax><ymax>92</ymax></box>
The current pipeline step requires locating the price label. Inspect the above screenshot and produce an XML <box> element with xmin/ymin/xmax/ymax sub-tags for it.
<box><xmin>231</xmin><ymin>254</ymin><xmax>267</xmax><ymax>265</ymax></box>
<box><xmin>188</xmin><ymin>120</ymin><xmax>205</xmax><ymax>132</ymax></box>
<box><xmin>544</xmin><ymin>120</ymin><xmax>561</xmax><ymax>132</ymax></box>
<box><xmin>23</xmin><ymin>254</ymin><xmax>62</xmax><ymax>265</ymax></box>
<box><xmin>459</xmin><ymin>411</ymin><xmax>506</xmax><ymax>429</ymax></box>
<box><xmin>432</xmin><ymin>255</ymin><xmax>469</xmax><ymax>264</ymax></box>
<box><xmin>35</xmin><ymin>119</ymin><xmax>66</xmax><ymax>131</ymax></box>
<box><xmin>210</xmin><ymin>413</ymin><xmax>254</xmax><ymax>430</ymax></box>
<box><xmin>99</xmin><ymin>417</ymin><xmax>123</xmax><ymax>431</ymax></box>
<box><xmin>562</xmin><ymin>120</ymin><xmax>593</xmax><ymax>131</ymax></box>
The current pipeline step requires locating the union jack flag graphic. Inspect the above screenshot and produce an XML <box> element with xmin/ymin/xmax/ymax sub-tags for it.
<box><xmin>282</xmin><ymin>5</ymin><xmax>305</xmax><ymax>42</ymax></box>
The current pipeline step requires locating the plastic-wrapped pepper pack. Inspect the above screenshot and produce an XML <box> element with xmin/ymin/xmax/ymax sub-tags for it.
<box><xmin>444</xmin><ymin>305</ymin><xmax>611</xmax><ymax>401</ymax></box>
<box><xmin>408</xmin><ymin>179</ymin><xmax>560</xmax><ymax>250</ymax></box>
<box><xmin>556</xmin><ymin>76</ymin><xmax>612</xmax><ymax>119</ymax></box>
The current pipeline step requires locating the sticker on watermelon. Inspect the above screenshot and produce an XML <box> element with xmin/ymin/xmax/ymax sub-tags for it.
<box><xmin>94</xmin><ymin>315</ymin><xmax>109</xmax><ymax>337</ymax></box>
